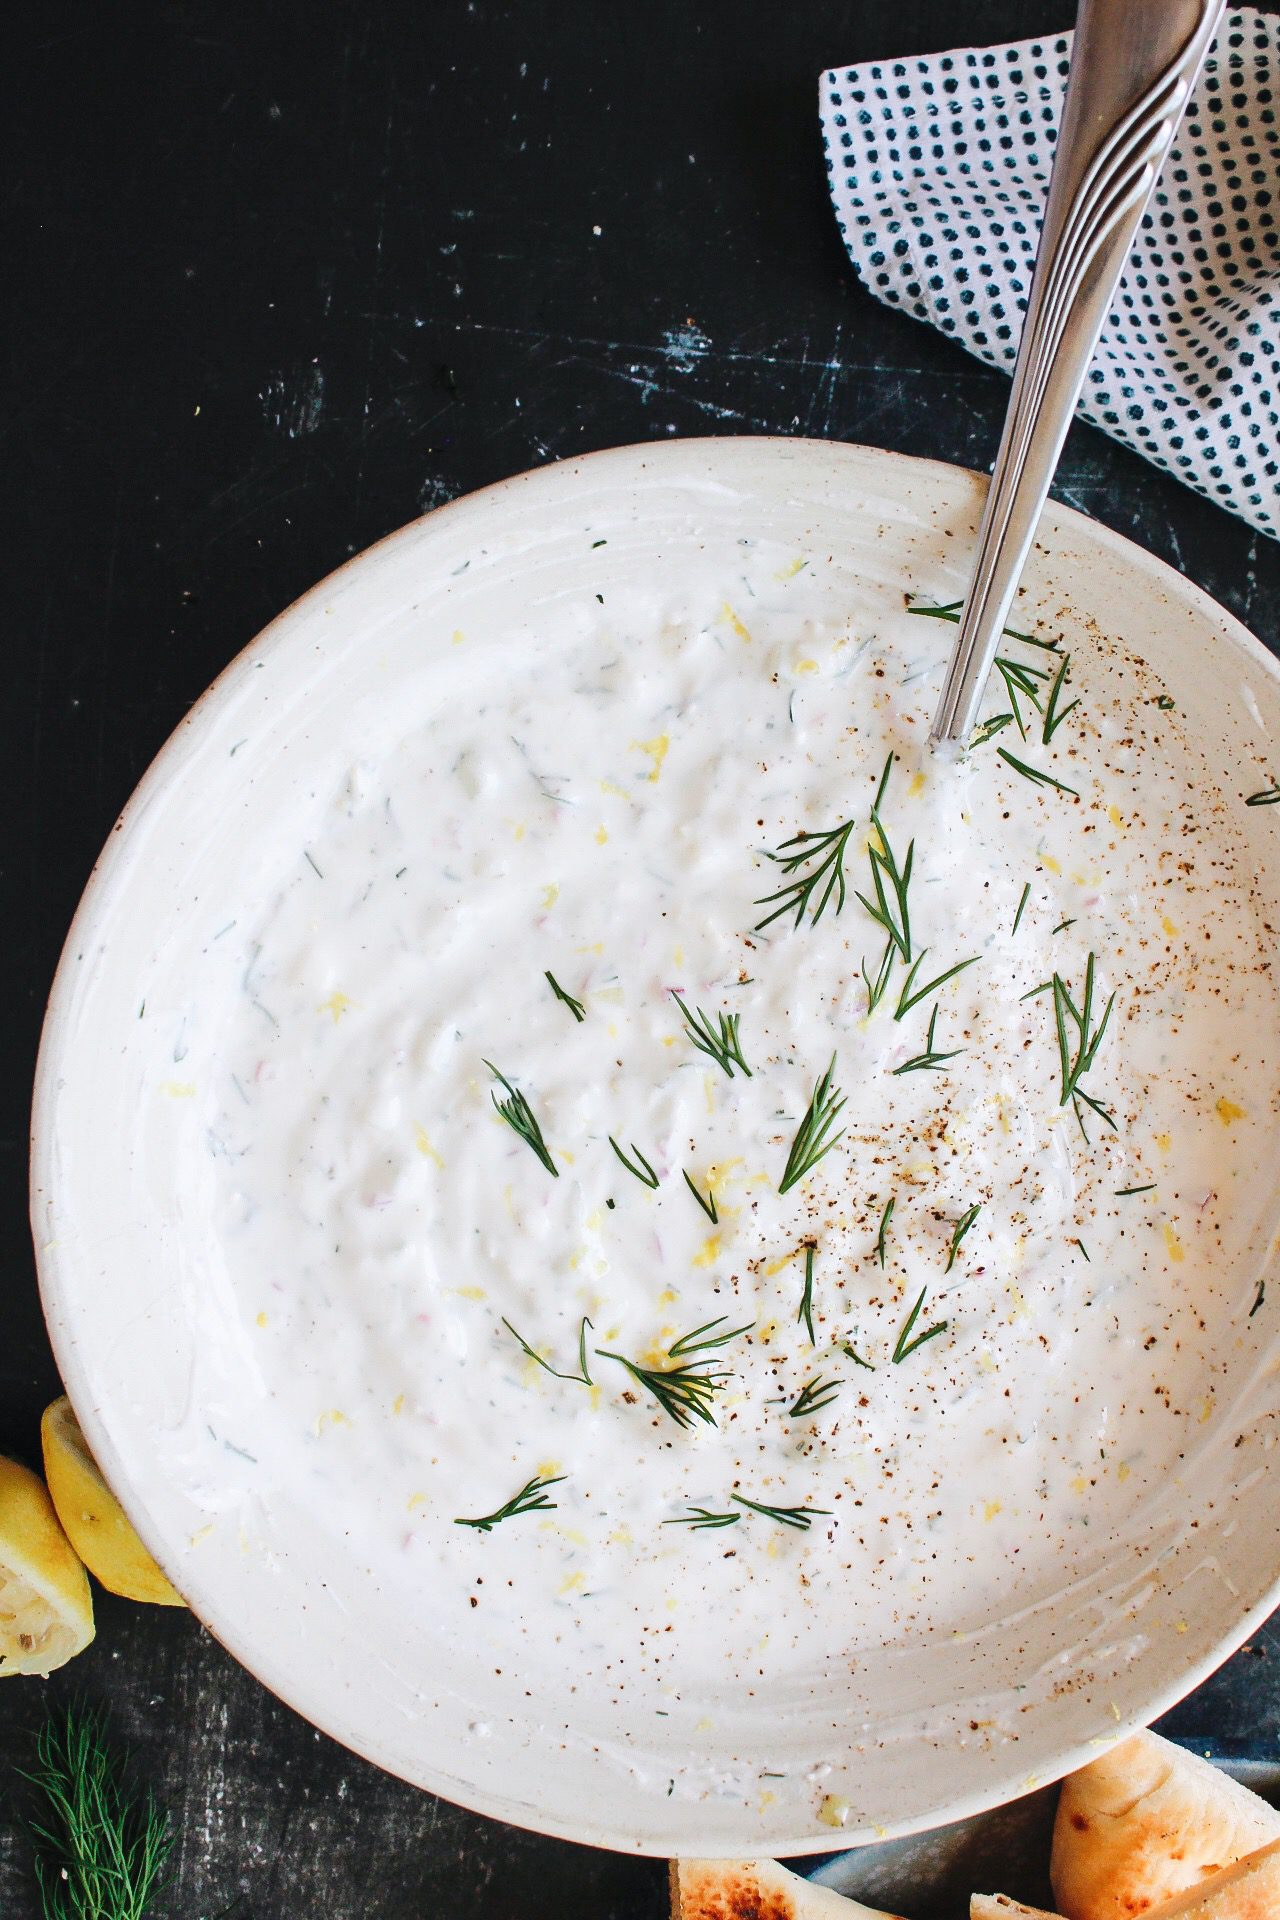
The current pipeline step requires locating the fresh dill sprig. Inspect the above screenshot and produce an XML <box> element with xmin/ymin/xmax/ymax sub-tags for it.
<box><xmin>682</xmin><ymin>1169</ymin><xmax>718</xmax><ymax>1222</ymax></box>
<box><xmin>596</xmin><ymin>1349</ymin><xmax>727</xmax><ymax>1429</ymax></box>
<box><xmin>797</xmin><ymin>1243</ymin><xmax>817</xmax><ymax>1343</ymax></box>
<box><xmin>754</xmin><ymin>819</ymin><xmax>856</xmax><ymax>931</ymax></box>
<box><xmin>1074</xmin><ymin>1237</ymin><xmax>1091</xmax><ymax>1262</ymax></box>
<box><xmin>906</xmin><ymin>598</ymin><xmax>968</xmax><ymax>623</ymax></box>
<box><xmin>787</xmin><ymin>1375</ymin><xmax>842</xmax><ymax>1418</ymax></box>
<box><xmin>778</xmin><ymin>1057</ymin><xmax>847</xmax><ymax>1193</ymax></box>
<box><xmin>945</xmin><ymin>1204</ymin><xmax>981</xmax><ymax>1273</ymax></box>
<box><xmin>997</xmin><ymin>747</ymin><xmax>1079</xmax><ymax>798</ymax></box>
<box><xmin>860</xmin><ymin>938</ymin><xmax>896</xmax><ymax>1015</ymax></box>
<box><xmin>892</xmin><ymin>1288</ymin><xmax>948</xmax><ymax>1363</ymax></box>
<box><xmin>1251</xmin><ymin>1279</ymin><xmax>1266</xmax><ymax>1317</ymax></box>
<box><xmin>842</xmin><ymin>1340</ymin><xmax>876</xmax><ymax>1372</ymax></box>
<box><xmin>663</xmin><ymin>1507</ymin><xmax>740</xmax><ymax>1529</ymax></box>
<box><xmin>456</xmin><ymin>1472</ymin><xmax>566</xmax><ymax>1531</ymax></box>
<box><xmin>891</xmin><ymin>1005</ymin><xmax>964</xmax><ymax>1075</ymax></box>
<box><xmin>1041</xmin><ymin>653</ymin><xmax>1080</xmax><ymax>743</ymax></box>
<box><xmin>544</xmin><ymin>971</ymin><xmax>586</xmax><ymax>1022</ymax></box>
<box><xmin>20</xmin><ymin>1705</ymin><xmax>174</xmax><ymax>1920</ymax></box>
<box><xmin>486</xmin><ymin>1062</ymin><xmax>558</xmax><ymax>1176</ymax></box>
<box><xmin>970</xmin><ymin>712</ymin><xmax>1015</xmax><ymax>748</ymax></box>
<box><xmin>502</xmin><ymin>1314</ymin><xmax>593</xmax><ymax>1386</ymax></box>
<box><xmin>855</xmin><ymin>754</ymin><xmax>914</xmax><ymax>962</ymax></box>
<box><xmin>609</xmin><ymin>1136</ymin><xmax>660</xmax><ymax>1188</ymax></box>
<box><xmin>667</xmin><ymin>1316</ymin><xmax>754</xmax><ymax>1357</ymax></box>
<box><xmin>1115</xmin><ymin>1183</ymin><xmax>1156</xmax><ymax>1197</ymax></box>
<box><xmin>1246</xmin><ymin>783</ymin><xmax>1280</xmax><ymax>805</ymax></box>
<box><xmin>1047</xmin><ymin>953</ymin><xmax>1117</xmax><ymax>1133</ymax></box>
<box><xmin>730</xmin><ymin>1492</ymin><xmax>831</xmax><ymax>1531</ymax></box>
<box><xmin>672</xmin><ymin>993</ymin><xmax>751</xmax><ymax>1077</ymax></box>
<box><xmin>875</xmin><ymin>1196</ymin><xmax>894</xmax><ymax>1268</ymax></box>
<box><xmin>1052</xmin><ymin>918</ymin><xmax>1076</xmax><ymax>935</ymax></box>
<box><xmin>1008</xmin><ymin>628</ymin><xmax>1062</xmax><ymax>653</ymax></box>
<box><xmin>894</xmin><ymin>949</ymin><xmax>978</xmax><ymax>1020</ymax></box>
<box><xmin>1012</xmin><ymin>881</ymin><xmax>1031</xmax><ymax>936</ymax></box>
<box><xmin>995</xmin><ymin>654</ymin><xmax>1051</xmax><ymax>738</ymax></box>
<box><xmin>906</xmin><ymin>600</ymin><xmax>1060</xmax><ymax>653</ymax></box>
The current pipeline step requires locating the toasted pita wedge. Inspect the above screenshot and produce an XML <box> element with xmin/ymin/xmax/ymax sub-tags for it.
<box><xmin>972</xmin><ymin>1898</ymin><xmax>1064</xmax><ymax>1919</ymax></box>
<box><xmin>1144</xmin><ymin>1836</ymin><xmax>1280</xmax><ymax>1919</ymax></box>
<box><xmin>670</xmin><ymin>1857</ymin><xmax>906</xmax><ymax>1920</ymax></box>
<box><xmin>1051</xmin><ymin>1731</ymin><xmax>1280</xmax><ymax>1920</ymax></box>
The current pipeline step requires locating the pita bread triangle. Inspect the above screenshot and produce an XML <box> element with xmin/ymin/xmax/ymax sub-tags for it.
<box><xmin>1051</xmin><ymin>1731</ymin><xmax>1280</xmax><ymax>1919</ymax></box>
<box><xmin>1144</xmin><ymin>1835</ymin><xmax>1280</xmax><ymax>1918</ymax></box>
<box><xmin>971</xmin><ymin>1898</ymin><xmax>1064</xmax><ymax>1920</ymax></box>
<box><xmin>976</xmin><ymin>1839</ymin><xmax>1280</xmax><ymax>1920</ymax></box>
<box><xmin>670</xmin><ymin>1858</ymin><xmax>907</xmax><ymax>1920</ymax></box>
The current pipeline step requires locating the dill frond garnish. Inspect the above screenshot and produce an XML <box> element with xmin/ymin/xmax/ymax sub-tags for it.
<box><xmin>891</xmin><ymin>1005</ymin><xmax>964</xmax><ymax>1075</ymax></box>
<box><xmin>544</xmin><ymin>971</ymin><xmax>586</xmax><ymax>1022</ymax></box>
<box><xmin>667</xmin><ymin>1317</ymin><xmax>754</xmax><ymax>1357</ymax></box>
<box><xmin>996</xmin><ymin>747</ymin><xmax>1079</xmax><ymax>797</ymax></box>
<box><xmin>905</xmin><ymin>598</ymin><xmax>967</xmax><ymax>623</ymax></box>
<box><xmin>945</xmin><ymin>1204</ymin><xmax>981</xmax><ymax>1273</ymax></box>
<box><xmin>672</xmin><ymin>993</ymin><xmax>751</xmax><ymax>1077</ymax></box>
<box><xmin>893</xmin><ymin>950</ymin><xmax>978</xmax><ymax>1020</ymax></box>
<box><xmin>608</xmin><ymin>1136</ymin><xmax>660</xmax><ymax>1188</ymax></box>
<box><xmin>994</xmin><ymin>654</ymin><xmax>1052</xmax><ymax>738</ymax></box>
<box><xmin>1012</xmin><ymin>881</ymin><xmax>1031</xmax><ymax>935</ymax></box>
<box><xmin>854</xmin><ymin>754</ymin><xmax>914</xmax><ymax>963</ymax></box>
<box><xmin>486</xmin><ymin>1062</ymin><xmax>558</xmax><ymax>1176</ymax></box>
<box><xmin>21</xmin><ymin>1705</ymin><xmax>174</xmax><ymax>1920</ymax></box>
<box><xmin>1246</xmin><ymin>784</ymin><xmax>1280</xmax><ymax>806</ymax></box>
<box><xmin>1047</xmin><ymin>953</ymin><xmax>1116</xmax><ymax>1134</ymax></box>
<box><xmin>875</xmin><ymin>1196</ymin><xmax>894</xmax><ymax>1268</ymax></box>
<box><xmin>860</xmin><ymin>938</ymin><xmax>896</xmax><ymax>1014</ymax></box>
<box><xmin>906</xmin><ymin>599</ymin><xmax>1060</xmax><ymax>653</ymax></box>
<box><xmin>1115</xmin><ymin>1183</ymin><xmax>1156</xmax><ymax>1197</ymax></box>
<box><xmin>663</xmin><ymin>1507</ymin><xmax>740</xmax><ymax>1529</ymax></box>
<box><xmin>779</xmin><ymin>1057</ymin><xmax>847</xmax><ymax>1192</ymax></box>
<box><xmin>502</xmin><ymin>1314</ymin><xmax>593</xmax><ymax>1386</ymax></box>
<box><xmin>596</xmin><ymin>1350</ymin><xmax>727</xmax><ymax>1429</ymax></box>
<box><xmin>730</xmin><ymin>1492</ymin><xmax>831</xmax><ymax>1531</ymax></box>
<box><xmin>841</xmin><ymin>1340</ymin><xmax>876</xmax><ymax>1371</ymax></box>
<box><xmin>797</xmin><ymin>1243</ymin><xmax>817</xmax><ymax>1343</ymax></box>
<box><xmin>682</xmin><ymin>1169</ymin><xmax>718</xmax><ymax>1222</ymax></box>
<box><xmin>970</xmin><ymin>712</ymin><xmax>1015</xmax><ymax>748</ymax></box>
<box><xmin>787</xmin><ymin>1375</ymin><xmax>842</xmax><ymax>1418</ymax></box>
<box><xmin>456</xmin><ymin>1472</ymin><xmax>566</xmax><ymax>1531</ymax></box>
<box><xmin>892</xmin><ymin>1288</ymin><xmax>948</xmax><ymax>1363</ymax></box>
<box><xmin>754</xmin><ymin>819</ymin><xmax>857</xmax><ymax>931</ymax></box>
<box><xmin>1041</xmin><ymin>652</ymin><xmax>1080</xmax><ymax>742</ymax></box>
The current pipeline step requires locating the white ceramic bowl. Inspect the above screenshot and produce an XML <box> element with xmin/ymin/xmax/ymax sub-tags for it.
<box><xmin>32</xmin><ymin>439</ymin><xmax>1280</xmax><ymax>1856</ymax></box>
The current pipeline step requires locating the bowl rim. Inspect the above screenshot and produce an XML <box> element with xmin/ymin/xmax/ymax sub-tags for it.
<box><xmin>30</xmin><ymin>434</ymin><xmax>1280</xmax><ymax>1857</ymax></box>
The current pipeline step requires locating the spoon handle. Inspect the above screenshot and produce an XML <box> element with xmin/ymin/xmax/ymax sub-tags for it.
<box><xmin>930</xmin><ymin>0</ymin><xmax>1226</xmax><ymax>748</ymax></box>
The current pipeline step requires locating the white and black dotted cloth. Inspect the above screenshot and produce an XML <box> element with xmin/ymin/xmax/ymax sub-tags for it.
<box><xmin>820</xmin><ymin>8</ymin><xmax>1279</xmax><ymax>539</ymax></box>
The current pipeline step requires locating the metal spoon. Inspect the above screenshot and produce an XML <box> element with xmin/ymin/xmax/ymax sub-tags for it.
<box><xmin>930</xmin><ymin>0</ymin><xmax>1226</xmax><ymax>749</ymax></box>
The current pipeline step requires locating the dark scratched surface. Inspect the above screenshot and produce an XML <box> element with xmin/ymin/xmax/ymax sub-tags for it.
<box><xmin>4</xmin><ymin>3</ymin><xmax>1279</xmax><ymax>1914</ymax></box>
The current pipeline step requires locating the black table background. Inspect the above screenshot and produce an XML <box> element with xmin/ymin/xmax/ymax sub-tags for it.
<box><xmin>4</xmin><ymin>4</ymin><xmax>1280</xmax><ymax>1915</ymax></box>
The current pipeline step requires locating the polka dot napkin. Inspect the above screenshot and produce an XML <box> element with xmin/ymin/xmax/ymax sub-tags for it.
<box><xmin>819</xmin><ymin>9</ymin><xmax>1279</xmax><ymax>539</ymax></box>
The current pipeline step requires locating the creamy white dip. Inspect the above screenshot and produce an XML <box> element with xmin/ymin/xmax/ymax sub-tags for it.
<box><xmin>192</xmin><ymin>536</ymin><xmax>1277</xmax><ymax>1799</ymax></box>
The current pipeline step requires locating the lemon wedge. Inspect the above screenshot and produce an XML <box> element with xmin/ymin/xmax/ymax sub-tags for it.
<box><xmin>41</xmin><ymin>1396</ymin><xmax>184</xmax><ymax>1608</ymax></box>
<box><xmin>0</xmin><ymin>1452</ymin><xmax>95</xmax><ymax>1676</ymax></box>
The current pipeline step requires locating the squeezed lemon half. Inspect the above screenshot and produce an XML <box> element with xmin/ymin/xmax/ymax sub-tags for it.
<box><xmin>42</xmin><ymin>1396</ymin><xmax>184</xmax><ymax>1608</ymax></box>
<box><xmin>0</xmin><ymin>1451</ymin><xmax>95</xmax><ymax>1676</ymax></box>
